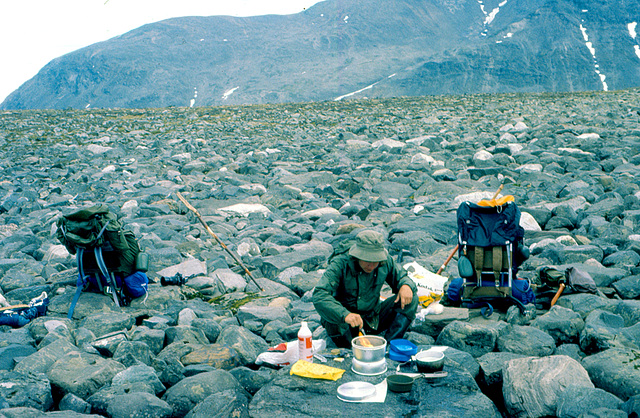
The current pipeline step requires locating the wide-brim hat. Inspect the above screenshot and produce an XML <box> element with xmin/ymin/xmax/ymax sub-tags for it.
<box><xmin>349</xmin><ymin>230</ymin><xmax>388</xmax><ymax>262</ymax></box>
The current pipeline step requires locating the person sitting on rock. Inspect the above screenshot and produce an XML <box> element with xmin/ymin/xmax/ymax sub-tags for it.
<box><xmin>312</xmin><ymin>229</ymin><xmax>418</xmax><ymax>348</ymax></box>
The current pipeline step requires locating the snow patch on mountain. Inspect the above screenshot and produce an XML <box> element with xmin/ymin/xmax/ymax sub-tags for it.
<box><xmin>334</xmin><ymin>74</ymin><xmax>396</xmax><ymax>101</ymax></box>
<box><xmin>629</xmin><ymin>22</ymin><xmax>640</xmax><ymax>59</ymax></box>
<box><xmin>580</xmin><ymin>21</ymin><xmax>608</xmax><ymax>91</ymax></box>
<box><xmin>629</xmin><ymin>22</ymin><xmax>638</xmax><ymax>39</ymax></box>
<box><xmin>223</xmin><ymin>86</ymin><xmax>240</xmax><ymax>101</ymax></box>
<box><xmin>190</xmin><ymin>87</ymin><xmax>198</xmax><ymax>108</ymax></box>
<box><xmin>478</xmin><ymin>0</ymin><xmax>508</xmax><ymax>36</ymax></box>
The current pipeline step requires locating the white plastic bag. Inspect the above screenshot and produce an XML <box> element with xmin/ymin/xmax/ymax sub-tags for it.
<box><xmin>416</xmin><ymin>301</ymin><xmax>444</xmax><ymax>320</ymax></box>
<box><xmin>403</xmin><ymin>261</ymin><xmax>447</xmax><ymax>296</ymax></box>
<box><xmin>255</xmin><ymin>339</ymin><xmax>326</xmax><ymax>367</ymax></box>
<box><xmin>403</xmin><ymin>261</ymin><xmax>447</xmax><ymax>310</ymax></box>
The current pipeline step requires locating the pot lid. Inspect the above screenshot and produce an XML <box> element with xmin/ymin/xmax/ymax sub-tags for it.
<box><xmin>337</xmin><ymin>381</ymin><xmax>376</xmax><ymax>402</ymax></box>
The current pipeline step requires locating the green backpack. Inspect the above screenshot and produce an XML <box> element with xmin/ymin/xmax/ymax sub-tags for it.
<box><xmin>56</xmin><ymin>204</ymin><xmax>138</xmax><ymax>275</ymax></box>
<box><xmin>56</xmin><ymin>204</ymin><xmax>145</xmax><ymax>318</ymax></box>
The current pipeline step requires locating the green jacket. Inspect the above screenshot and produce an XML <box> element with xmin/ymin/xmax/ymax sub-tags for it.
<box><xmin>312</xmin><ymin>254</ymin><xmax>418</xmax><ymax>329</ymax></box>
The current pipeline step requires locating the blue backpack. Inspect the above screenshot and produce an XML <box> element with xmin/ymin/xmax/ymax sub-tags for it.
<box><xmin>451</xmin><ymin>198</ymin><xmax>532</xmax><ymax>315</ymax></box>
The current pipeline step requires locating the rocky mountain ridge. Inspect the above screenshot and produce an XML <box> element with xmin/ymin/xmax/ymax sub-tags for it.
<box><xmin>2</xmin><ymin>0</ymin><xmax>640</xmax><ymax>110</ymax></box>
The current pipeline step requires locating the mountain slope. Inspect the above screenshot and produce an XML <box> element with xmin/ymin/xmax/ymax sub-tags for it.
<box><xmin>2</xmin><ymin>0</ymin><xmax>639</xmax><ymax>109</ymax></box>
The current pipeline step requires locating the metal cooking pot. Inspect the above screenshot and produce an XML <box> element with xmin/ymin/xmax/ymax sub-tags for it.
<box><xmin>351</xmin><ymin>357</ymin><xmax>387</xmax><ymax>376</ymax></box>
<box><xmin>351</xmin><ymin>335</ymin><xmax>387</xmax><ymax>362</ymax></box>
<box><xmin>413</xmin><ymin>350</ymin><xmax>445</xmax><ymax>373</ymax></box>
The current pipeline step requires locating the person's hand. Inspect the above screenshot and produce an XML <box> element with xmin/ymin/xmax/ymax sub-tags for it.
<box><xmin>344</xmin><ymin>313</ymin><xmax>363</xmax><ymax>329</ymax></box>
<box><xmin>394</xmin><ymin>284</ymin><xmax>414</xmax><ymax>309</ymax></box>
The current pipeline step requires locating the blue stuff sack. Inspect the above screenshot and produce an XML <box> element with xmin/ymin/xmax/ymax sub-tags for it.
<box><xmin>446</xmin><ymin>278</ymin><xmax>464</xmax><ymax>303</ymax></box>
<box><xmin>512</xmin><ymin>278</ymin><xmax>535</xmax><ymax>305</ymax></box>
<box><xmin>123</xmin><ymin>271</ymin><xmax>149</xmax><ymax>298</ymax></box>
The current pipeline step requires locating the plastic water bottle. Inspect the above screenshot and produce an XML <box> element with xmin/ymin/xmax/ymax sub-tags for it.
<box><xmin>298</xmin><ymin>321</ymin><xmax>313</xmax><ymax>362</ymax></box>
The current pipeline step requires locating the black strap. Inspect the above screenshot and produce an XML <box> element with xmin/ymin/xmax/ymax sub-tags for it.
<box><xmin>95</xmin><ymin>247</ymin><xmax>120</xmax><ymax>307</ymax></box>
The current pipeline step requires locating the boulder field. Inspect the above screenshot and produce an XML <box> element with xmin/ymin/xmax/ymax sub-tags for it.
<box><xmin>0</xmin><ymin>90</ymin><xmax>640</xmax><ymax>417</ymax></box>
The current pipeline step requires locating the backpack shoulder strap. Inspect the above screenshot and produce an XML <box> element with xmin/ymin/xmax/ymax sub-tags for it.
<box><xmin>474</xmin><ymin>246</ymin><xmax>483</xmax><ymax>282</ymax></box>
<box><xmin>492</xmin><ymin>247</ymin><xmax>502</xmax><ymax>285</ymax></box>
<box><xmin>67</xmin><ymin>284</ymin><xmax>84</xmax><ymax>320</ymax></box>
<box><xmin>95</xmin><ymin>247</ymin><xmax>121</xmax><ymax>308</ymax></box>
<box><xmin>68</xmin><ymin>248</ymin><xmax>87</xmax><ymax>320</ymax></box>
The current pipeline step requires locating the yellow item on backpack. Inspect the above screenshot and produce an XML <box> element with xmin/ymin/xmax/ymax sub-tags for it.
<box><xmin>476</xmin><ymin>195</ymin><xmax>515</xmax><ymax>207</ymax></box>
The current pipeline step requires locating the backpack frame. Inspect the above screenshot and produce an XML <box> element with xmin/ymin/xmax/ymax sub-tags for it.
<box><xmin>456</xmin><ymin>199</ymin><xmax>529</xmax><ymax>314</ymax></box>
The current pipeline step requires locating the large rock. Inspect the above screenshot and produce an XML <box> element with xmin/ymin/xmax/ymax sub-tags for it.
<box><xmin>47</xmin><ymin>351</ymin><xmax>126</xmax><ymax>399</ymax></box>
<box><xmin>87</xmin><ymin>382</ymin><xmax>157</xmax><ymax>416</ymax></box>
<box><xmin>180</xmin><ymin>344</ymin><xmax>242</xmax><ymax>370</ymax></box>
<box><xmin>13</xmin><ymin>338</ymin><xmax>78</xmax><ymax>375</ymax></box>
<box><xmin>412</xmin><ymin>368</ymin><xmax>502</xmax><ymax>417</ymax></box>
<box><xmin>555</xmin><ymin>386</ymin><xmax>623</xmax><ymax>418</ymax></box>
<box><xmin>530</xmin><ymin>305</ymin><xmax>585</xmax><ymax>345</ymax></box>
<box><xmin>162</xmin><ymin>370</ymin><xmax>247</xmax><ymax>417</ymax></box>
<box><xmin>0</xmin><ymin>344</ymin><xmax>36</xmax><ymax>371</ymax></box>
<box><xmin>477</xmin><ymin>351</ymin><xmax>527</xmax><ymax>390</ymax></box>
<box><xmin>579</xmin><ymin>309</ymin><xmax>640</xmax><ymax>354</ymax></box>
<box><xmin>582</xmin><ymin>347</ymin><xmax>640</xmax><ymax>401</ymax></box>
<box><xmin>259</xmin><ymin>240</ymin><xmax>333</xmax><ymax>279</ymax></box>
<box><xmin>185</xmin><ymin>389</ymin><xmax>251</xmax><ymax>418</ymax></box>
<box><xmin>612</xmin><ymin>274</ymin><xmax>640</xmax><ymax>299</ymax></box>
<box><xmin>0</xmin><ymin>370</ymin><xmax>53</xmax><ymax>411</ymax></box>
<box><xmin>556</xmin><ymin>293</ymin><xmax>618</xmax><ymax>319</ymax></box>
<box><xmin>216</xmin><ymin>325</ymin><xmax>269</xmax><ymax>366</ymax></box>
<box><xmin>111</xmin><ymin>364</ymin><xmax>165</xmax><ymax>396</ymax></box>
<box><xmin>436</xmin><ymin>321</ymin><xmax>500</xmax><ymax>358</ymax></box>
<box><xmin>249</xmin><ymin>366</ymin><xmax>419</xmax><ymax>417</ymax></box>
<box><xmin>496</xmin><ymin>325</ymin><xmax>556</xmax><ymax>357</ymax></box>
<box><xmin>79</xmin><ymin>312</ymin><xmax>135</xmax><ymax>338</ymax></box>
<box><xmin>106</xmin><ymin>392</ymin><xmax>172</xmax><ymax>418</ymax></box>
<box><xmin>236</xmin><ymin>305</ymin><xmax>292</xmax><ymax>327</ymax></box>
<box><xmin>503</xmin><ymin>355</ymin><xmax>594</xmax><ymax>418</ymax></box>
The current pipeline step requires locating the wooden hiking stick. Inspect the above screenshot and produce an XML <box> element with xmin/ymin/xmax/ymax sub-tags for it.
<box><xmin>436</xmin><ymin>247</ymin><xmax>458</xmax><ymax>275</ymax></box>
<box><xmin>435</xmin><ymin>184</ymin><xmax>505</xmax><ymax>275</ymax></box>
<box><xmin>176</xmin><ymin>192</ymin><xmax>265</xmax><ymax>292</ymax></box>
<box><xmin>0</xmin><ymin>304</ymin><xmax>29</xmax><ymax>312</ymax></box>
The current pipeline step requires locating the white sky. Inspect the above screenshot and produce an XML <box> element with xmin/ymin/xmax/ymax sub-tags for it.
<box><xmin>0</xmin><ymin>0</ymin><xmax>324</xmax><ymax>104</ymax></box>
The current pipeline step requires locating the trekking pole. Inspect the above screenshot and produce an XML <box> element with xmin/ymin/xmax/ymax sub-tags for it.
<box><xmin>435</xmin><ymin>184</ymin><xmax>505</xmax><ymax>275</ymax></box>
<box><xmin>176</xmin><ymin>192</ymin><xmax>265</xmax><ymax>292</ymax></box>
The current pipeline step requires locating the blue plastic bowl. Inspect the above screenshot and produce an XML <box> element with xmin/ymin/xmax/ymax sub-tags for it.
<box><xmin>388</xmin><ymin>350</ymin><xmax>412</xmax><ymax>362</ymax></box>
<box><xmin>388</xmin><ymin>339</ymin><xmax>417</xmax><ymax>361</ymax></box>
<box><xmin>389</xmin><ymin>339</ymin><xmax>417</xmax><ymax>355</ymax></box>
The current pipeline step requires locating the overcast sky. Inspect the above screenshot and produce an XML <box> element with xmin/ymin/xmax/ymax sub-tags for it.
<box><xmin>0</xmin><ymin>0</ymin><xmax>324</xmax><ymax>104</ymax></box>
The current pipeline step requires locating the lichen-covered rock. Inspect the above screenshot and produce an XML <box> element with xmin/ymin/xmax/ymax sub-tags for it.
<box><xmin>503</xmin><ymin>355</ymin><xmax>594</xmax><ymax>418</ymax></box>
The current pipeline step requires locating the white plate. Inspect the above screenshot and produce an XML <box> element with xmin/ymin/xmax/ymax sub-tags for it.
<box><xmin>337</xmin><ymin>381</ymin><xmax>376</xmax><ymax>401</ymax></box>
